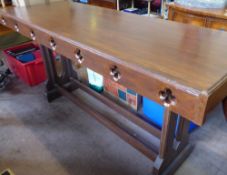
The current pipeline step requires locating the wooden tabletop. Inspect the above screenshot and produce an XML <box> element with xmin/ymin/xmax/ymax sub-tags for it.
<box><xmin>1</xmin><ymin>1</ymin><xmax>227</xmax><ymax>96</ymax></box>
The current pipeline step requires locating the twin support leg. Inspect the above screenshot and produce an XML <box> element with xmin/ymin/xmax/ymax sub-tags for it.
<box><xmin>40</xmin><ymin>45</ymin><xmax>77</xmax><ymax>102</ymax></box>
<box><xmin>40</xmin><ymin>44</ymin><xmax>197</xmax><ymax>175</ymax></box>
<box><xmin>153</xmin><ymin>109</ymin><xmax>192</xmax><ymax>175</ymax></box>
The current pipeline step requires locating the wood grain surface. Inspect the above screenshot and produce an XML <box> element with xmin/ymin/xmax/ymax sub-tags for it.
<box><xmin>1</xmin><ymin>1</ymin><xmax>227</xmax><ymax>125</ymax></box>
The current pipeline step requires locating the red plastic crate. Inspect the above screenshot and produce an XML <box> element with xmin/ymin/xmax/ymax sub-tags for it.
<box><xmin>3</xmin><ymin>43</ymin><xmax>46</xmax><ymax>86</ymax></box>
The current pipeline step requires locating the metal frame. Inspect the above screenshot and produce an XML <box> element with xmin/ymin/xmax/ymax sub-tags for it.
<box><xmin>40</xmin><ymin>44</ymin><xmax>193</xmax><ymax>175</ymax></box>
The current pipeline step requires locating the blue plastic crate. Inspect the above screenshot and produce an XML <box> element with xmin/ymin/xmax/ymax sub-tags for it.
<box><xmin>143</xmin><ymin>97</ymin><xmax>198</xmax><ymax>132</ymax></box>
<box><xmin>16</xmin><ymin>53</ymin><xmax>35</xmax><ymax>63</ymax></box>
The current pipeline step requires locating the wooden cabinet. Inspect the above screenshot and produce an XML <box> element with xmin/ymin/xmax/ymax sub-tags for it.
<box><xmin>168</xmin><ymin>3</ymin><xmax>227</xmax><ymax>31</ymax></box>
<box><xmin>169</xmin><ymin>10</ymin><xmax>206</xmax><ymax>27</ymax></box>
<box><xmin>89</xmin><ymin>0</ymin><xmax>117</xmax><ymax>9</ymax></box>
<box><xmin>206</xmin><ymin>18</ymin><xmax>227</xmax><ymax>31</ymax></box>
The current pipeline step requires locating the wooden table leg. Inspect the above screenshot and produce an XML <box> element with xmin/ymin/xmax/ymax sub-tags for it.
<box><xmin>153</xmin><ymin>109</ymin><xmax>193</xmax><ymax>175</ymax></box>
<box><xmin>59</xmin><ymin>55</ymin><xmax>78</xmax><ymax>84</ymax></box>
<box><xmin>159</xmin><ymin>109</ymin><xmax>177</xmax><ymax>159</ymax></box>
<box><xmin>40</xmin><ymin>45</ymin><xmax>60</xmax><ymax>102</ymax></box>
<box><xmin>176</xmin><ymin>117</ymin><xmax>190</xmax><ymax>146</ymax></box>
<box><xmin>59</xmin><ymin>55</ymin><xmax>78</xmax><ymax>91</ymax></box>
<box><xmin>223</xmin><ymin>97</ymin><xmax>227</xmax><ymax>120</ymax></box>
<box><xmin>40</xmin><ymin>45</ymin><xmax>78</xmax><ymax>102</ymax></box>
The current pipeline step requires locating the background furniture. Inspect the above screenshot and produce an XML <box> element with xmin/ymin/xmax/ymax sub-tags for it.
<box><xmin>122</xmin><ymin>0</ymin><xmax>155</xmax><ymax>16</ymax></box>
<box><xmin>88</xmin><ymin>0</ymin><xmax>162</xmax><ymax>15</ymax></box>
<box><xmin>89</xmin><ymin>0</ymin><xmax>117</xmax><ymax>9</ymax></box>
<box><xmin>118</xmin><ymin>0</ymin><xmax>161</xmax><ymax>15</ymax></box>
<box><xmin>168</xmin><ymin>2</ymin><xmax>227</xmax><ymax>31</ymax></box>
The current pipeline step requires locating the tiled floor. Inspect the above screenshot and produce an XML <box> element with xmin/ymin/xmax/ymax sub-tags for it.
<box><xmin>0</xmin><ymin>57</ymin><xmax>227</xmax><ymax>175</ymax></box>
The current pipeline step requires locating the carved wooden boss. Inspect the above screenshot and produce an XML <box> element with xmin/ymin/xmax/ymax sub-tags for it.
<box><xmin>1</xmin><ymin>2</ymin><xmax>227</xmax><ymax>175</ymax></box>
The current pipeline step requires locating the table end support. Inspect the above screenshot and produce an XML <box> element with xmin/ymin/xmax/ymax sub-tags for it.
<box><xmin>40</xmin><ymin>45</ymin><xmax>78</xmax><ymax>102</ymax></box>
<box><xmin>152</xmin><ymin>109</ymin><xmax>192</xmax><ymax>175</ymax></box>
<box><xmin>153</xmin><ymin>143</ymin><xmax>193</xmax><ymax>175</ymax></box>
<box><xmin>222</xmin><ymin>97</ymin><xmax>227</xmax><ymax>120</ymax></box>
